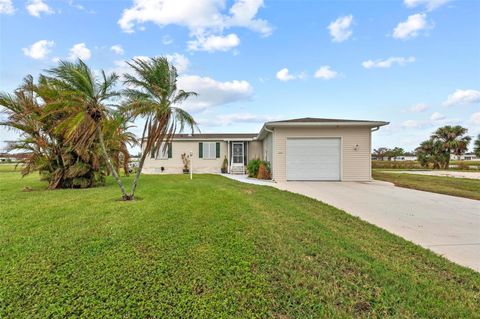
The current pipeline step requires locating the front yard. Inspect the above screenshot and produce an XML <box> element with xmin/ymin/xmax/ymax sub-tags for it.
<box><xmin>1</xmin><ymin>168</ymin><xmax>479</xmax><ymax>318</ymax></box>
<box><xmin>373</xmin><ymin>170</ymin><xmax>480</xmax><ymax>200</ymax></box>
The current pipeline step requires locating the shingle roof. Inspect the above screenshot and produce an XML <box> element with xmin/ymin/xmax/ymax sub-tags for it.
<box><xmin>267</xmin><ymin>117</ymin><xmax>382</xmax><ymax>124</ymax></box>
<box><xmin>173</xmin><ymin>133</ymin><xmax>257</xmax><ymax>139</ymax></box>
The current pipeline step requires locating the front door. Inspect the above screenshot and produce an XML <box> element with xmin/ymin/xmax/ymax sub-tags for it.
<box><xmin>232</xmin><ymin>142</ymin><xmax>244</xmax><ymax>166</ymax></box>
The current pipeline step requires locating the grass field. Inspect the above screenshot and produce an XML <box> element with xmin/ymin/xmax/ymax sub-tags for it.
<box><xmin>1</xmin><ymin>168</ymin><xmax>479</xmax><ymax>318</ymax></box>
<box><xmin>373</xmin><ymin>171</ymin><xmax>480</xmax><ymax>200</ymax></box>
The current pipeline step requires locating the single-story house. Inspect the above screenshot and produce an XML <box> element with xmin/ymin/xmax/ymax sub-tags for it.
<box><xmin>142</xmin><ymin>117</ymin><xmax>389</xmax><ymax>182</ymax></box>
<box><xmin>451</xmin><ymin>153</ymin><xmax>478</xmax><ymax>161</ymax></box>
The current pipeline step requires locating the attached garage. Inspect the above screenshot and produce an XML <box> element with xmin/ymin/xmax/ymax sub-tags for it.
<box><xmin>257</xmin><ymin>118</ymin><xmax>389</xmax><ymax>182</ymax></box>
<box><xmin>286</xmin><ymin>138</ymin><xmax>341</xmax><ymax>181</ymax></box>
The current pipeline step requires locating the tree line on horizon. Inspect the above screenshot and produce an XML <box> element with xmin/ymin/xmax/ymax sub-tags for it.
<box><xmin>0</xmin><ymin>57</ymin><xmax>198</xmax><ymax>200</ymax></box>
<box><xmin>374</xmin><ymin>127</ymin><xmax>480</xmax><ymax>169</ymax></box>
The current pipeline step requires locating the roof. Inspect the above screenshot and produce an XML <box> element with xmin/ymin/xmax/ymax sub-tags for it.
<box><xmin>173</xmin><ymin>133</ymin><xmax>257</xmax><ymax>140</ymax></box>
<box><xmin>267</xmin><ymin>117</ymin><xmax>386</xmax><ymax>124</ymax></box>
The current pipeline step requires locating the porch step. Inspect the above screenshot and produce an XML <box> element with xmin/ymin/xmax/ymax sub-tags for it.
<box><xmin>230</xmin><ymin>166</ymin><xmax>245</xmax><ymax>175</ymax></box>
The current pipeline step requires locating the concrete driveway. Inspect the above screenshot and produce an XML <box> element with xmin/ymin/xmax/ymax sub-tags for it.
<box><xmin>275</xmin><ymin>181</ymin><xmax>480</xmax><ymax>271</ymax></box>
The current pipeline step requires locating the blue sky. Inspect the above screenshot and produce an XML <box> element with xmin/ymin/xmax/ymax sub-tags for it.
<box><xmin>1</xmin><ymin>0</ymin><xmax>479</xmax><ymax>152</ymax></box>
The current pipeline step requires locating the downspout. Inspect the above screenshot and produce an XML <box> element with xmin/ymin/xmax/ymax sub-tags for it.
<box><xmin>263</xmin><ymin>126</ymin><xmax>275</xmax><ymax>182</ymax></box>
<box><xmin>371</xmin><ymin>126</ymin><xmax>380</xmax><ymax>132</ymax></box>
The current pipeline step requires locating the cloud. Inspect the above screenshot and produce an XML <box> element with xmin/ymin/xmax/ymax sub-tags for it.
<box><xmin>276</xmin><ymin>68</ymin><xmax>296</xmax><ymax>81</ymax></box>
<box><xmin>314</xmin><ymin>65</ymin><xmax>338</xmax><ymax>80</ymax></box>
<box><xmin>162</xmin><ymin>35</ymin><xmax>173</xmax><ymax>45</ymax></box>
<box><xmin>408</xmin><ymin>103</ymin><xmax>429</xmax><ymax>112</ymax></box>
<box><xmin>68</xmin><ymin>43</ymin><xmax>91</xmax><ymax>60</ymax></box>
<box><xmin>118</xmin><ymin>0</ymin><xmax>272</xmax><ymax>51</ymax></box>
<box><xmin>430</xmin><ymin>112</ymin><xmax>445</xmax><ymax>121</ymax></box>
<box><xmin>401</xmin><ymin>119</ymin><xmax>425</xmax><ymax>128</ymax></box>
<box><xmin>393</xmin><ymin>13</ymin><xmax>432</xmax><ymax>40</ymax></box>
<box><xmin>362</xmin><ymin>56</ymin><xmax>415</xmax><ymax>69</ymax></box>
<box><xmin>0</xmin><ymin>0</ymin><xmax>14</xmax><ymax>14</ymax></box>
<box><xmin>327</xmin><ymin>15</ymin><xmax>353</xmax><ymax>42</ymax></box>
<box><xmin>177</xmin><ymin>75</ymin><xmax>253</xmax><ymax>112</ymax></box>
<box><xmin>470</xmin><ymin>112</ymin><xmax>480</xmax><ymax>125</ymax></box>
<box><xmin>26</xmin><ymin>0</ymin><xmax>54</xmax><ymax>17</ymax></box>
<box><xmin>110</xmin><ymin>45</ymin><xmax>124</xmax><ymax>55</ymax></box>
<box><xmin>22</xmin><ymin>40</ymin><xmax>54</xmax><ymax>59</ymax></box>
<box><xmin>404</xmin><ymin>0</ymin><xmax>450</xmax><ymax>11</ymax></box>
<box><xmin>198</xmin><ymin>113</ymin><xmax>274</xmax><ymax>127</ymax></box>
<box><xmin>443</xmin><ymin>89</ymin><xmax>480</xmax><ymax>107</ymax></box>
<box><xmin>165</xmin><ymin>53</ymin><xmax>189</xmax><ymax>73</ymax></box>
<box><xmin>188</xmin><ymin>33</ymin><xmax>240</xmax><ymax>52</ymax></box>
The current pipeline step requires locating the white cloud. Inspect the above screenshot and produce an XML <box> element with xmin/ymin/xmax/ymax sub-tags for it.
<box><xmin>22</xmin><ymin>40</ymin><xmax>54</xmax><ymax>59</ymax></box>
<box><xmin>402</xmin><ymin>119</ymin><xmax>424</xmax><ymax>128</ymax></box>
<box><xmin>393</xmin><ymin>13</ymin><xmax>431</xmax><ymax>39</ymax></box>
<box><xmin>443</xmin><ymin>89</ymin><xmax>480</xmax><ymax>107</ymax></box>
<box><xmin>314</xmin><ymin>65</ymin><xmax>338</xmax><ymax>80</ymax></box>
<box><xmin>404</xmin><ymin>0</ymin><xmax>450</xmax><ymax>11</ymax></box>
<box><xmin>188</xmin><ymin>33</ymin><xmax>240</xmax><ymax>52</ymax></box>
<box><xmin>26</xmin><ymin>0</ymin><xmax>54</xmax><ymax>17</ymax></box>
<box><xmin>0</xmin><ymin>0</ymin><xmax>14</xmax><ymax>14</ymax></box>
<box><xmin>430</xmin><ymin>112</ymin><xmax>445</xmax><ymax>121</ymax></box>
<box><xmin>327</xmin><ymin>15</ymin><xmax>353</xmax><ymax>43</ymax></box>
<box><xmin>68</xmin><ymin>43</ymin><xmax>91</xmax><ymax>60</ymax></box>
<box><xmin>110</xmin><ymin>45</ymin><xmax>124</xmax><ymax>55</ymax></box>
<box><xmin>408</xmin><ymin>103</ymin><xmax>429</xmax><ymax>113</ymax></box>
<box><xmin>470</xmin><ymin>112</ymin><xmax>480</xmax><ymax>125</ymax></box>
<box><xmin>162</xmin><ymin>35</ymin><xmax>173</xmax><ymax>45</ymax></box>
<box><xmin>165</xmin><ymin>53</ymin><xmax>189</xmax><ymax>74</ymax></box>
<box><xmin>362</xmin><ymin>56</ymin><xmax>416</xmax><ymax>69</ymax></box>
<box><xmin>177</xmin><ymin>75</ymin><xmax>253</xmax><ymax>112</ymax></box>
<box><xmin>276</xmin><ymin>68</ymin><xmax>296</xmax><ymax>81</ymax></box>
<box><xmin>118</xmin><ymin>0</ymin><xmax>271</xmax><ymax>51</ymax></box>
<box><xmin>198</xmin><ymin>113</ymin><xmax>274</xmax><ymax>127</ymax></box>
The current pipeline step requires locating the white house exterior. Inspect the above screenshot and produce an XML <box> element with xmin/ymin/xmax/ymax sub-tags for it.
<box><xmin>142</xmin><ymin>117</ymin><xmax>389</xmax><ymax>182</ymax></box>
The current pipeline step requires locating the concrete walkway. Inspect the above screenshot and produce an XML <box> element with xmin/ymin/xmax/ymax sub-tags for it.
<box><xmin>222</xmin><ymin>174</ymin><xmax>480</xmax><ymax>271</ymax></box>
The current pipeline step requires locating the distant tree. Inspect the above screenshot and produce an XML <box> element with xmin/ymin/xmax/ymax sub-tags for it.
<box><xmin>415</xmin><ymin>139</ymin><xmax>447</xmax><ymax>169</ymax></box>
<box><xmin>386</xmin><ymin>147</ymin><xmax>405</xmax><ymax>161</ymax></box>
<box><xmin>431</xmin><ymin>125</ymin><xmax>471</xmax><ymax>168</ymax></box>
<box><xmin>373</xmin><ymin>147</ymin><xmax>389</xmax><ymax>161</ymax></box>
<box><xmin>474</xmin><ymin>135</ymin><xmax>480</xmax><ymax>158</ymax></box>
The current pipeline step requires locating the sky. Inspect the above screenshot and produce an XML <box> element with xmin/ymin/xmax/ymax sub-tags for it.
<box><xmin>1</xmin><ymin>0</ymin><xmax>479</xmax><ymax>153</ymax></box>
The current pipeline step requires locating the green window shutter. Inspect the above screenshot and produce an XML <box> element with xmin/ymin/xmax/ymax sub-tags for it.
<box><xmin>150</xmin><ymin>146</ymin><xmax>156</xmax><ymax>159</ymax></box>
<box><xmin>199</xmin><ymin>142</ymin><xmax>203</xmax><ymax>158</ymax></box>
<box><xmin>216</xmin><ymin>142</ymin><xmax>220</xmax><ymax>158</ymax></box>
<box><xmin>168</xmin><ymin>143</ymin><xmax>172</xmax><ymax>158</ymax></box>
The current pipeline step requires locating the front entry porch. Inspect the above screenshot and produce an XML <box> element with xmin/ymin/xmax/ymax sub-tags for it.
<box><xmin>226</xmin><ymin>141</ymin><xmax>249</xmax><ymax>175</ymax></box>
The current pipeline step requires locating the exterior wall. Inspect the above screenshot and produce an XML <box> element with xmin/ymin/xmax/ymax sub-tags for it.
<box><xmin>262</xmin><ymin>132</ymin><xmax>273</xmax><ymax>162</ymax></box>
<box><xmin>248</xmin><ymin>141</ymin><xmax>263</xmax><ymax>161</ymax></box>
<box><xmin>272</xmin><ymin>126</ymin><xmax>372</xmax><ymax>182</ymax></box>
<box><xmin>142</xmin><ymin>141</ymin><xmax>227</xmax><ymax>174</ymax></box>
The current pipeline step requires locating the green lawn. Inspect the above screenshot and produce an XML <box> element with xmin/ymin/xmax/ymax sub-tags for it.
<box><xmin>373</xmin><ymin>171</ymin><xmax>480</xmax><ymax>200</ymax></box>
<box><xmin>1</xmin><ymin>170</ymin><xmax>479</xmax><ymax>318</ymax></box>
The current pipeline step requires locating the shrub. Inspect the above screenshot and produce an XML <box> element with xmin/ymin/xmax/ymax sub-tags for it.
<box><xmin>257</xmin><ymin>163</ymin><xmax>270</xmax><ymax>179</ymax></box>
<box><xmin>247</xmin><ymin>158</ymin><xmax>262</xmax><ymax>177</ymax></box>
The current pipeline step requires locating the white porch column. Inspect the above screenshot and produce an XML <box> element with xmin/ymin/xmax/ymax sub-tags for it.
<box><xmin>227</xmin><ymin>140</ymin><xmax>230</xmax><ymax>173</ymax></box>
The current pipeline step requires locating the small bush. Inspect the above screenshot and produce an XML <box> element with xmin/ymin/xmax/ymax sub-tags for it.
<box><xmin>257</xmin><ymin>163</ymin><xmax>270</xmax><ymax>179</ymax></box>
<box><xmin>247</xmin><ymin>158</ymin><xmax>262</xmax><ymax>177</ymax></box>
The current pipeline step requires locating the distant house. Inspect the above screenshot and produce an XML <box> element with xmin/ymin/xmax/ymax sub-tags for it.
<box><xmin>0</xmin><ymin>152</ymin><xmax>29</xmax><ymax>163</ymax></box>
<box><xmin>142</xmin><ymin>117</ymin><xmax>389</xmax><ymax>182</ymax></box>
<box><xmin>451</xmin><ymin>153</ymin><xmax>478</xmax><ymax>161</ymax></box>
<box><xmin>395</xmin><ymin>153</ymin><xmax>417</xmax><ymax>161</ymax></box>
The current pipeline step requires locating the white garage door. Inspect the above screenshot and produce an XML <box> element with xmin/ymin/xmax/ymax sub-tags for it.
<box><xmin>286</xmin><ymin>138</ymin><xmax>341</xmax><ymax>181</ymax></box>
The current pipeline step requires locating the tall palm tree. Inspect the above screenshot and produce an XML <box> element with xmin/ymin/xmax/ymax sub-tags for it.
<box><xmin>121</xmin><ymin>57</ymin><xmax>198</xmax><ymax>200</ymax></box>
<box><xmin>44</xmin><ymin>60</ymin><xmax>130</xmax><ymax>198</ymax></box>
<box><xmin>474</xmin><ymin>134</ymin><xmax>480</xmax><ymax>158</ymax></box>
<box><xmin>431</xmin><ymin>125</ymin><xmax>471</xmax><ymax>169</ymax></box>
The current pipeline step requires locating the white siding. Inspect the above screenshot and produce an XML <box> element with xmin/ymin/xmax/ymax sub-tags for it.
<box><xmin>262</xmin><ymin>132</ymin><xmax>273</xmax><ymax>162</ymax></box>
<box><xmin>273</xmin><ymin>126</ymin><xmax>372</xmax><ymax>182</ymax></box>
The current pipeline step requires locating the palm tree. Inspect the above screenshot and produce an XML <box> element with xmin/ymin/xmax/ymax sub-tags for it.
<box><xmin>415</xmin><ymin>139</ymin><xmax>447</xmax><ymax>169</ymax></box>
<box><xmin>121</xmin><ymin>57</ymin><xmax>198</xmax><ymax>200</ymax></box>
<box><xmin>474</xmin><ymin>135</ymin><xmax>480</xmax><ymax>158</ymax></box>
<box><xmin>44</xmin><ymin>60</ymin><xmax>130</xmax><ymax>198</ymax></box>
<box><xmin>431</xmin><ymin>125</ymin><xmax>471</xmax><ymax>169</ymax></box>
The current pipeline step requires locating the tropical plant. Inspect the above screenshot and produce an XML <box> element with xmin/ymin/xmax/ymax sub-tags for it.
<box><xmin>247</xmin><ymin>158</ymin><xmax>262</xmax><ymax>177</ymax></box>
<box><xmin>121</xmin><ymin>57</ymin><xmax>198</xmax><ymax>200</ymax></box>
<box><xmin>474</xmin><ymin>134</ymin><xmax>480</xmax><ymax>158</ymax></box>
<box><xmin>415</xmin><ymin>139</ymin><xmax>448</xmax><ymax>169</ymax></box>
<box><xmin>0</xmin><ymin>75</ymin><xmax>107</xmax><ymax>188</ymax></box>
<box><xmin>221</xmin><ymin>156</ymin><xmax>228</xmax><ymax>173</ymax></box>
<box><xmin>43</xmin><ymin>59</ymin><xmax>131</xmax><ymax>198</ymax></box>
<box><xmin>431</xmin><ymin>125</ymin><xmax>471</xmax><ymax>169</ymax></box>
<box><xmin>386</xmin><ymin>147</ymin><xmax>404</xmax><ymax>161</ymax></box>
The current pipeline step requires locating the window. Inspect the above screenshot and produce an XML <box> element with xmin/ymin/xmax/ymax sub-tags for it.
<box><xmin>151</xmin><ymin>143</ymin><xmax>171</xmax><ymax>159</ymax></box>
<box><xmin>203</xmin><ymin>142</ymin><xmax>217</xmax><ymax>159</ymax></box>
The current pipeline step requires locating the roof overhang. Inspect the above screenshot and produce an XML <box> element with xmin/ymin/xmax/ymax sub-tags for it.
<box><xmin>256</xmin><ymin>120</ymin><xmax>389</xmax><ymax>140</ymax></box>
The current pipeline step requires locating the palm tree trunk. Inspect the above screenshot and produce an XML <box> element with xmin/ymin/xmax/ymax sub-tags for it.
<box><xmin>129</xmin><ymin>149</ymin><xmax>148</xmax><ymax>199</ymax></box>
<box><xmin>96</xmin><ymin>126</ymin><xmax>130</xmax><ymax>200</ymax></box>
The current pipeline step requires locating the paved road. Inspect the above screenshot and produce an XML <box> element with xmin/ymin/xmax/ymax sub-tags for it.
<box><xmin>275</xmin><ymin>180</ymin><xmax>480</xmax><ymax>271</ymax></box>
